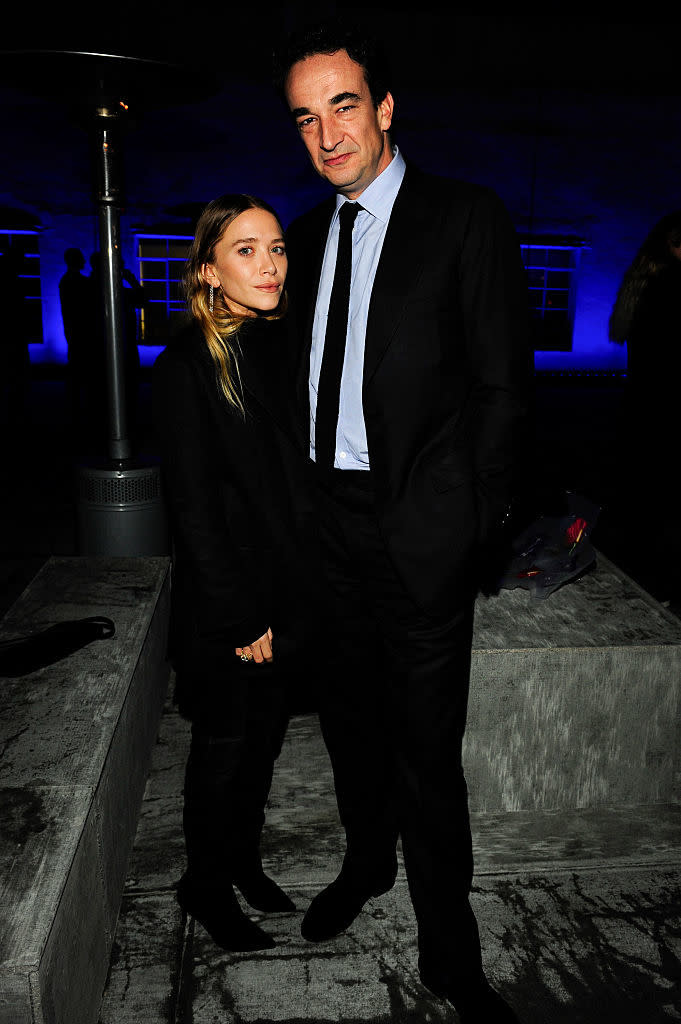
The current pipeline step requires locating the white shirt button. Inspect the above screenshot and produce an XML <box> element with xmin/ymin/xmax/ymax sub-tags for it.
<box><xmin>339</xmin><ymin>451</ymin><xmax>347</xmax><ymax>459</ymax></box>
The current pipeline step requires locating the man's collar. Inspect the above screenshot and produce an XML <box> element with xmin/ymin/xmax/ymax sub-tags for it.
<box><xmin>334</xmin><ymin>147</ymin><xmax>406</xmax><ymax>223</ymax></box>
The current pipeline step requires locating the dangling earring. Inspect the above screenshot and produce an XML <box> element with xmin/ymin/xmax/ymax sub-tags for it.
<box><xmin>209</xmin><ymin>284</ymin><xmax>214</xmax><ymax>313</ymax></box>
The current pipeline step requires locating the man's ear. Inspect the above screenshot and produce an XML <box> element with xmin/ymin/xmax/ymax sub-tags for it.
<box><xmin>201</xmin><ymin>262</ymin><xmax>220</xmax><ymax>288</ymax></box>
<box><xmin>377</xmin><ymin>91</ymin><xmax>394</xmax><ymax>132</ymax></box>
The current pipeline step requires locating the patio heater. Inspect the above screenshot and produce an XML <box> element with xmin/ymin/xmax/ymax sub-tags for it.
<box><xmin>1</xmin><ymin>50</ymin><xmax>216</xmax><ymax>555</ymax></box>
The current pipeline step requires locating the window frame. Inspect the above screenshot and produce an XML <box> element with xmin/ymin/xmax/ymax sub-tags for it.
<box><xmin>0</xmin><ymin>228</ymin><xmax>43</xmax><ymax>343</ymax></box>
<box><xmin>521</xmin><ymin>239</ymin><xmax>585</xmax><ymax>352</ymax></box>
<box><xmin>135</xmin><ymin>233</ymin><xmax>193</xmax><ymax>343</ymax></box>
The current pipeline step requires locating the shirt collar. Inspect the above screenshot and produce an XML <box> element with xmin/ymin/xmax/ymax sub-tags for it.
<box><xmin>333</xmin><ymin>146</ymin><xmax>406</xmax><ymax>224</ymax></box>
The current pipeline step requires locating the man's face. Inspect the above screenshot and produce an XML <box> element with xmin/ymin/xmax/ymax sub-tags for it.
<box><xmin>285</xmin><ymin>49</ymin><xmax>394</xmax><ymax>200</ymax></box>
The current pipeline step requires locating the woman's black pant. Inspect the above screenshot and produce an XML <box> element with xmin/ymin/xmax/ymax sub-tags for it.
<box><xmin>180</xmin><ymin>667</ymin><xmax>289</xmax><ymax>885</ymax></box>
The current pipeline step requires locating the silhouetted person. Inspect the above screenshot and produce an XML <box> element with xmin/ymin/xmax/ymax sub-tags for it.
<box><xmin>610</xmin><ymin>211</ymin><xmax>681</xmax><ymax>435</ymax></box>
<box><xmin>59</xmin><ymin>247</ymin><xmax>95</xmax><ymax>430</ymax></box>
<box><xmin>609</xmin><ymin>211</ymin><xmax>681</xmax><ymax>603</ymax></box>
<box><xmin>0</xmin><ymin>239</ymin><xmax>32</xmax><ymax>427</ymax></box>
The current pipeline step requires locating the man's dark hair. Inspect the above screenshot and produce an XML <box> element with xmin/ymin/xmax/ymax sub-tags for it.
<box><xmin>273</xmin><ymin>19</ymin><xmax>391</xmax><ymax>109</ymax></box>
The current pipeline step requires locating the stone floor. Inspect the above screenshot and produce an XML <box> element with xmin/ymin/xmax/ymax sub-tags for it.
<box><xmin>97</xmin><ymin>696</ymin><xmax>681</xmax><ymax>1024</ymax></box>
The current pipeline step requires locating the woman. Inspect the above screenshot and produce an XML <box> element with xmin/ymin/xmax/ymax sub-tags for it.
<box><xmin>608</xmin><ymin>211</ymin><xmax>681</xmax><ymax>602</ymax></box>
<box><xmin>153</xmin><ymin>194</ymin><xmax>302</xmax><ymax>951</ymax></box>
<box><xmin>608</xmin><ymin>211</ymin><xmax>681</xmax><ymax>353</ymax></box>
<box><xmin>609</xmin><ymin>211</ymin><xmax>681</xmax><ymax>460</ymax></box>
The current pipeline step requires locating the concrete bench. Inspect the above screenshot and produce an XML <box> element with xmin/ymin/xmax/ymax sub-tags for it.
<box><xmin>0</xmin><ymin>557</ymin><xmax>171</xmax><ymax>1024</ymax></box>
<box><xmin>466</xmin><ymin>550</ymin><xmax>681</xmax><ymax>811</ymax></box>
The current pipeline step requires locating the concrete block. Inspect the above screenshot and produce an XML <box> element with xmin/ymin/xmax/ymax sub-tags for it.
<box><xmin>0</xmin><ymin>557</ymin><xmax>171</xmax><ymax>1024</ymax></box>
<box><xmin>0</xmin><ymin>974</ymin><xmax>32</xmax><ymax>1024</ymax></box>
<box><xmin>0</xmin><ymin>787</ymin><xmax>108</xmax><ymax>1024</ymax></box>
<box><xmin>93</xmin><ymin>581</ymin><xmax>171</xmax><ymax>929</ymax></box>
<box><xmin>35</xmin><ymin>806</ymin><xmax>110</xmax><ymax>1024</ymax></box>
<box><xmin>467</xmin><ymin>551</ymin><xmax>681</xmax><ymax>811</ymax></box>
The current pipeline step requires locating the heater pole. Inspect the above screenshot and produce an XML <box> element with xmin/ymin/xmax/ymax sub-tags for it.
<box><xmin>94</xmin><ymin>105</ymin><xmax>130</xmax><ymax>462</ymax></box>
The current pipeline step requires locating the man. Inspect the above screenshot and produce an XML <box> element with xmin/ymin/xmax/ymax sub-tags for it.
<box><xmin>276</xmin><ymin>22</ymin><xmax>528</xmax><ymax>1023</ymax></box>
<box><xmin>59</xmin><ymin>247</ymin><xmax>93</xmax><ymax>428</ymax></box>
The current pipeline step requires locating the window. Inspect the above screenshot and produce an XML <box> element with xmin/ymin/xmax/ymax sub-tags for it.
<box><xmin>136</xmin><ymin>234</ymin><xmax>193</xmax><ymax>342</ymax></box>
<box><xmin>0</xmin><ymin>229</ymin><xmax>43</xmax><ymax>342</ymax></box>
<box><xmin>521</xmin><ymin>242</ymin><xmax>583</xmax><ymax>352</ymax></box>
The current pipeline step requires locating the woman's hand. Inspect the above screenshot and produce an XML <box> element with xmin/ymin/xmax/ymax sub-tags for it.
<box><xmin>235</xmin><ymin>627</ymin><xmax>273</xmax><ymax>665</ymax></box>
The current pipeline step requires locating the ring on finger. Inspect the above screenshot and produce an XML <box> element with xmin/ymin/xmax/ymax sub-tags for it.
<box><xmin>240</xmin><ymin>651</ymin><xmax>253</xmax><ymax>663</ymax></box>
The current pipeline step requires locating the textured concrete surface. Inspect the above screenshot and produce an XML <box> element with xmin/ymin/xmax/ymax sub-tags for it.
<box><xmin>0</xmin><ymin>557</ymin><xmax>171</xmax><ymax>1024</ymax></box>
<box><xmin>104</xmin><ymin>867</ymin><xmax>681</xmax><ymax>1024</ymax></box>
<box><xmin>468</xmin><ymin>552</ymin><xmax>681</xmax><ymax>811</ymax></box>
<box><xmin>99</xmin><ymin>691</ymin><xmax>681</xmax><ymax>1024</ymax></box>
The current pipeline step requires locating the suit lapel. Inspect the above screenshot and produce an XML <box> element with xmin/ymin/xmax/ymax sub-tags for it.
<box><xmin>363</xmin><ymin>166</ymin><xmax>429</xmax><ymax>386</ymax></box>
<box><xmin>287</xmin><ymin>169</ymin><xmax>431</xmax><ymax>436</ymax></box>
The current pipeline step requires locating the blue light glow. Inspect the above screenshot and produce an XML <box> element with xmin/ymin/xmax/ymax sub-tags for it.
<box><xmin>23</xmin><ymin>221</ymin><xmax>629</xmax><ymax>374</ymax></box>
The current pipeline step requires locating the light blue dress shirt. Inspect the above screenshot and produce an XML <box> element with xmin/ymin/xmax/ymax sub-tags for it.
<box><xmin>309</xmin><ymin>147</ymin><xmax>407</xmax><ymax>469</ymax></box>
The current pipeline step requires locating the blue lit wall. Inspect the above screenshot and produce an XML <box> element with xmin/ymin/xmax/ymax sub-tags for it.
<box><xmin>25</xmin><ymin>213</ymin><xmax>161</xmax><ymax>366</ymax></box>
<box><xmin>537</xmin><ymin>244</ymin><xmax>629</xmax><ymax>374</ymax></box>
<box><xmin>26</xmin><ymin>206</ymin><xmax>631</xmax><ymax>374</ymax></box>
<box><xmin>4</xmin><ymin>69</ymin><xmax>679</xmax><ymax>375</ymax></box>
<box><xmin>27</xmin><ymin>215</ymin><xmax>96</xmax><ymax>365</ymax></box>
<box><xmin>393</xmin><ymin>84</ymin><xmax>680</xmax><ymax>377</ymax></box>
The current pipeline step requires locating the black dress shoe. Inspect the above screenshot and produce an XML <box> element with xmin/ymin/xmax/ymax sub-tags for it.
<box><xmin>456</xmin><ymin>983</ymin><xmax>520</xmax><ymax>1023</ymax></box>
<box><xmin>232</xmin><ymin>868</ymin><xmax>296</xmax><ymax>913</ymax></box>
<box><xmin>423</xmin><ymin>975</ymin><xmax>520</xmax><ymax>1024</ymax></box>
<box><xmin>177</xmin><ymin>874</ymin><xmax>276</xmax><ymax>951</ymax></box>
<box><xmin>301</xmin><ymin>869</ymin><xmax>396</xmax><ymax>942</ymax></box>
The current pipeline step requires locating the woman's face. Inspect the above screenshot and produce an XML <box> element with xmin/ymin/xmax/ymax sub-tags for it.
<box><xmin>201</xmin><ymin>208</ymin><xmax>287</xmax><ymax>316</ymax></box>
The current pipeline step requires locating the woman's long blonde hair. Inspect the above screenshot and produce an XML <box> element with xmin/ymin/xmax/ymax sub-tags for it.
<box><xmin>184</xmin><ymin>194</ymin><xmax>287</xmax><ymax>413</ymax></box>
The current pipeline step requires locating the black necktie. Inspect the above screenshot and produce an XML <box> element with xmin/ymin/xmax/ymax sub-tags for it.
<box><xmin>314</xmin><ymin>202</ymin><xmax>360</xmax><ymax>470</ymax></box>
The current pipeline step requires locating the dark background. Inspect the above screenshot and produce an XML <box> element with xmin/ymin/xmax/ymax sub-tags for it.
<box><xmin>1</xmin><ymin>7</ymin><xmax>680</xmax><ymax>611</ymax></box>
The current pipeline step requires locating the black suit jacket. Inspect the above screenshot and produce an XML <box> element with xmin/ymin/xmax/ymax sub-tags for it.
<box><xmin>153</xmin><ymin>318</ymin><xmax>306</xmax><ymax>718</ymax></box>
<box><xmin>285</xmin><ymin>164</ymin><xmax>530</xmax><ymax>616</ymax></box>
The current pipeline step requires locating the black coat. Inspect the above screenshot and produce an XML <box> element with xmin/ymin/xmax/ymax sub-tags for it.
<box><xmin>152</xmin><ymin>317</ymin><xmax>308</xmax><ymax>720</ymax></box>
<box><xmin>285</xmin><ymin>164</ymin><xmax>530</xmax><ymax>615</ymax></box>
